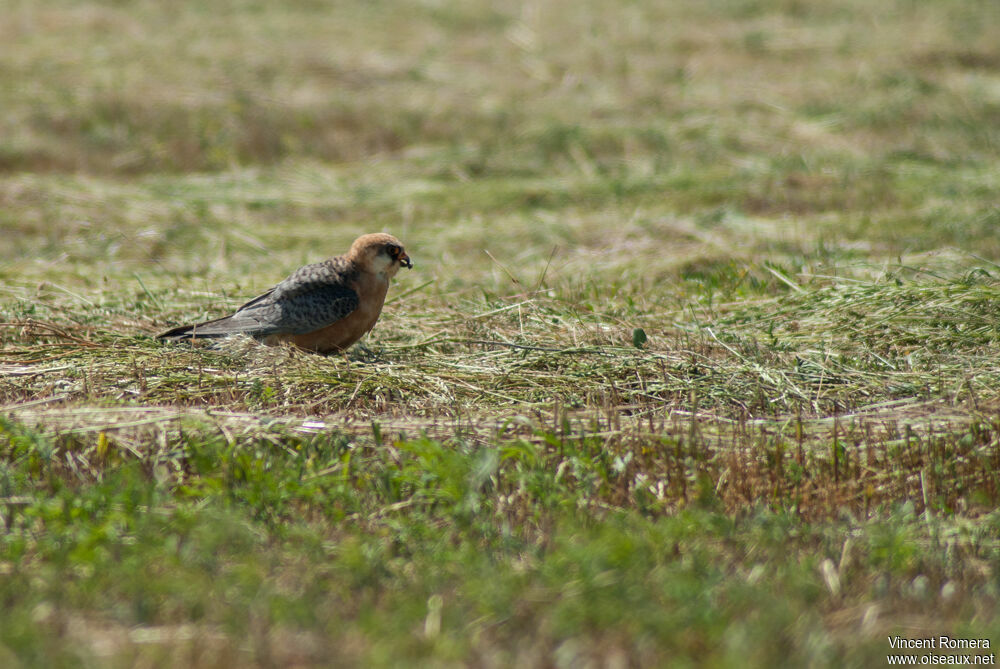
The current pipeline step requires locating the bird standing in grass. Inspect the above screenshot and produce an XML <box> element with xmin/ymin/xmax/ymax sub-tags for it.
<box><xmin>158</xmin><ymin>233</ymin><xmax>412</xmax><ymax>353</ymax></box>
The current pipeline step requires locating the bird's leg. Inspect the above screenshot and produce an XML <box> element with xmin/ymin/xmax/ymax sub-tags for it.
<box><xmin>350</xmin><ymin>341</ymin><xmax>383</xmax><ymax>363</ymax></box>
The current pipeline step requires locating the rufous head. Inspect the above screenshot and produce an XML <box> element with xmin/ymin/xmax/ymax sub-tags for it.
<box><xmin>349</xmin><ymin>233</ymin><xmax>413</xmax><ymax>278</ymax></box>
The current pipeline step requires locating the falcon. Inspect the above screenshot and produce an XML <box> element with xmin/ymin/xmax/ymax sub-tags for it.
<box><xmin>158</xmin><ymin>233</ymin><xmax>412</xmax><ymax>353</ymax></box>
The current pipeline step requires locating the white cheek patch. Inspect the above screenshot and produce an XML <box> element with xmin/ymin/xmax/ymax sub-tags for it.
<box><xmin>371</xmin><ymin>253</ymin><xmax>394</xmax><ymax>275</ymax></box>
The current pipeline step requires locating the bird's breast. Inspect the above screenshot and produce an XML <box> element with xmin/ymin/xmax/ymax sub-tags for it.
<box><xmin>351</xmin><ymin>274</ymin><xmax>389</xmax><ymax>327</ymax></box>
<box><xmin>270</xmin><ymin>273</ymin><xmax>389</xmax><ymax>353</ymax></box>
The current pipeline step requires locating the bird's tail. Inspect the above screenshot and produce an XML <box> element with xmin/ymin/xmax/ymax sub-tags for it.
<box><xmin>157</xmin><ymin>315</ymin><xmax>249</xmax><ymax>341</ymax></box>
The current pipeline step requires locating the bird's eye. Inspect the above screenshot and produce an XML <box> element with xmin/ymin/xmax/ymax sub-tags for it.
<box><xmin>385</xmin><ymin>244</ymin><xmax>399</xmax><ymax>258</ymax></box>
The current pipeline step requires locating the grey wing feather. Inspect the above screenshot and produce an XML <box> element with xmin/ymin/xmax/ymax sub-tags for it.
<box><xmin>240</xmin><ymin>284</ymin><xmax>359</xmax><ymax>335</ymax></box>
<box><xmin>159</xmin><ymin>258</ymin><xmax>359</xmax><ymax>339</ymax></box>
<box><xmin>230</xmin><ymin>259</ymin><xmax>359</xmax><ymax>335</ymax></box>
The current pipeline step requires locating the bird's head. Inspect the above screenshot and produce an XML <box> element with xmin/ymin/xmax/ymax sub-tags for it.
<box><xmin>350</xmin><ymin>233</ymin><xmax>413</xmax><ymax>278</ymax></box>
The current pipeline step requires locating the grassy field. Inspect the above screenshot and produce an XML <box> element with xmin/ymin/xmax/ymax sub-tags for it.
<box><xmin>2</xmin><ymin>0</ymin><xmax>1000</xmax><ymax>666</ymax></box>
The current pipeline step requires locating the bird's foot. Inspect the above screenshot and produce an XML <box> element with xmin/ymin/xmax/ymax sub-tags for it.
<box><xmin>348</xmin><ymin>343</ymin><xmax>383</xmax><ymax>363</ymax></box>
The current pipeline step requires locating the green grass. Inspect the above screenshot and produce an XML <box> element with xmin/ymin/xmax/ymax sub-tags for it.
<box><xmin>2</xmin><ymin>0</ymin><xmax>1000</xmax><ymax>666</ymax></box>
<box><xmin>3</xmin><ymin>419</ymin><xmax>999</xmax><ymax>666</ymax></box>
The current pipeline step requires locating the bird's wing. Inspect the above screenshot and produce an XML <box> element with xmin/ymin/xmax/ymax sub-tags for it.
<box><xmin>231</xmin><ymin>259</ymin><xmax>360</xmax><ymax>336</ymax></box>
<box><xmin>157</xmin><ymin>258</ymin><xmax>360</xmax><ymax>340</ymax></box>
<box><xmin>235</xmin><ymin>284</ymin><xmax>358</xmax><ymax>335</ymax></box>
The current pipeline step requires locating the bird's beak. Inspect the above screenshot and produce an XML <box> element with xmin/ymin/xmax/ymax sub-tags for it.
<box><xmin>400</xmin><ymin>253</ymin><xmax>413</xmax><ymax>269</ymax></box>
